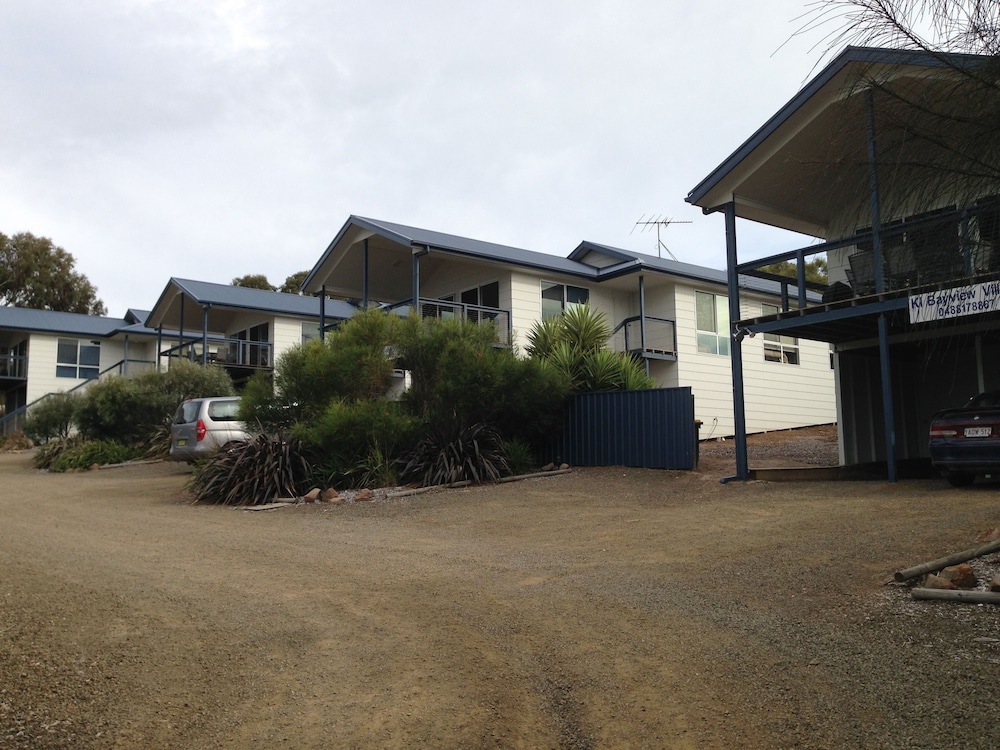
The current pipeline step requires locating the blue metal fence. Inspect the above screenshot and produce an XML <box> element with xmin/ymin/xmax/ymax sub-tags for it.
<box><xmin>555</xmin><ymin>387</ymin><xmax>696</xmax><ymax>470</ymax></box>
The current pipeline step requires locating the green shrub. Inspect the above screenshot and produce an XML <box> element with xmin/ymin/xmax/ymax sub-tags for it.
<box><xmin>400</xmin><ymin>423</ymin><xmax>509</xmax><ymax>487</ymax></box>
<box><xmin>297</xmin><ymin>399</ymin><xmax>417</xmax><ymax>489</ymax></box>
<box><xmin>396</xmin><ymin>316</ymin><xmax>571</xmax><ymax>448</ymax></box>
<box><xmin>188</xmin><ymin>432</ymin><xmax>311</xmax><ymax>505</ymax></box>
<box><xmin>501</xmin><ymin>438</ymin><xmax>536</xmax><ymax>476</ymax></box>
<box><xmin>75</xmin><ymin>362</ymin><xmax>235</xmax><ymax>445</ymax></box>
<box><xmin>23</xmin><ymin>392</ymin><xmax>78</xmax><ymax>442</ymax></box>
<box><xmin>37</xmin><ymin>438</ymin><xmax>139</xmax><ymax>472</ymax></box>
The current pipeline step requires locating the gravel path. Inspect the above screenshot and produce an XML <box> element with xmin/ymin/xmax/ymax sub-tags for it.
<box><xmin>2</xmin><ymin>433</ymin><xmax>1000</xmax><ymax>749</ymax></box>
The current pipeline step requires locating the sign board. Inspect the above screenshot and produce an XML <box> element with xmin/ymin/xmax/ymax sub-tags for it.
<box><xmin>908</xmin><ymin>281</ymin><xmax>1000</xmax><ymax>324</ymax></box>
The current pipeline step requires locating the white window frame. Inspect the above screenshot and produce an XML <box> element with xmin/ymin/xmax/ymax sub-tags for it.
<box><xmin>761</xmin><ymin>303</ymin><xmax>799</xmax><ymax>365</ymax></box>
<box><xmin>56</xmin><ymin>338</ymin><xmax>101</xmax><ymax>380</ymax></box>
<box><xmin>695</xmin><ymin>291</ymin><xmax>729</xmax><ymax>356</ymax></box>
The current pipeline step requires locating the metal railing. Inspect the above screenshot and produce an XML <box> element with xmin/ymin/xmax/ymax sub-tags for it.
<box><xmin>160</xmin><ymin>338</ymin><xmax>273</xmax><ymax>369</ymax></box>
<box><xmin>610</xmin><ymin>316</ymin><xmax>677</xmax><ymax>358</ymax></box>
<box><xmin>738</xmin><ymin>201</ymin><xmax>1000</xmax><ymax>310</ymax></box>
<box><xmin>0</xmin><ymin>354</ymin><xmax>27</xmax><ymax>380</ymax></box>
<box><xmin>389</xmin><ymin>298</ymin><xmax>512</xmax><ymax>347</ymax></box>
<box><xmin>0</xmin><ymin>358</ymin><xmax>156</xmax><ymax>436</ymax></box>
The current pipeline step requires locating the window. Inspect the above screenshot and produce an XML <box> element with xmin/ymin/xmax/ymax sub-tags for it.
<box><xmin>541</xmin><ymin>281</ymin><xmax>589</xmax><ymax>319</ymax></box>
<box><xmin>460</xmin><ymin>281</ymin><xmax>499</xmax><ymax>309</ymax></box>
<box><xmin>761</xmin><ymin>303</ymin><xmax>799</xmax><ymax>364</ymax></box>
<box><xmin>301</xmin><ymin>322</ymin><xmax>320</xmax><ymax>344</ymax></box>
<box><xmin>56</xmin><ymin>338</ymin><xmax>100</xmax><ymax>379</ymax></box>
<box><xmin>695</xmin><ymin>292</ymin><xmax>729</xmax><ymax>356</ymax></box>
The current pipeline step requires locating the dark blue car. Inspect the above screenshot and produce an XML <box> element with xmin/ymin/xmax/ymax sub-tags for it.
<box><xmin>929</xmin><ymin>390</ymin><xmax>1000</xmax><ymax>486</ymax></box>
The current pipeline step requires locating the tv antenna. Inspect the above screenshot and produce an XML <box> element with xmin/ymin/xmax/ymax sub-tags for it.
<box><xmin>631</xmin><ymin>215</ymin><xmax>691</xmax><ymax>261</ymax></box>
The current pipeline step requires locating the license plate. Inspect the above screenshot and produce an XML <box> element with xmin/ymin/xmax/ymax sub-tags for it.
<box><xmin>965</xmin><ymin>427</ymin><xmax>992</xmax><ymax>438</ymax></box>
<box><xmin>177</xmin><ymin>438</ymin><xmax>187</xmax><ymax>446</ymax></box>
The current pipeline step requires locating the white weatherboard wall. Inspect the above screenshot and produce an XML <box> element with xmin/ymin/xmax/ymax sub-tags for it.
<box><xmin>272</xmin><ymin>316</ymin><xmax>308</xmax><ymax>363</ymax></box>
<box><xmin>25</xmin><ymin>334</ymin><xmax>130</xmax><ymax>404</ymax></box>
<box><xmin>672</xmin><ymin>283</ymin><xmax>837</xmax><ymax>437</ymax></box>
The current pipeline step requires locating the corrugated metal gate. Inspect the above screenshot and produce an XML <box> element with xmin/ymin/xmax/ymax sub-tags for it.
<box><xmin>555</xmin><ymin>387</ymin><xmax>696</xmax><ymax>470</ymax></box>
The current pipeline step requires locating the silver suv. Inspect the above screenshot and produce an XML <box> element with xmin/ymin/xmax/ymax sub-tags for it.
<box><xmin>169</xmin><ymin>396</ymin><xmax>250</xmax><ymax>462</ymax></box>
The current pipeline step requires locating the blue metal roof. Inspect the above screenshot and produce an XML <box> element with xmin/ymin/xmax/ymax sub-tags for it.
<box><xmin>303</xmin><ymin>215</ymin><xmax>600</xmax><ymax>293</ymax></box>
<box><xmin>148</xmin><ymin>278</ymin><xmax>358</xmax><ymax>326</ymax></box>
<box><xmin>0</xmin><ymin>306</ymin><xmax>136</xmax><ymax>338</ymax></box>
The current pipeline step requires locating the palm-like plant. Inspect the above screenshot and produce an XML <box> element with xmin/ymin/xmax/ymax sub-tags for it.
<box><xmin>527</xmin><ymin>304</ymin><xmax>653</xmax><ymax>393</ymax></box>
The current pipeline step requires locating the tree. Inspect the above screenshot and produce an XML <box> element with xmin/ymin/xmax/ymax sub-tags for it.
<box><xmin>231</xmin><ymin>274</ymin><xmax>277</xmax><ymax>291</ymax></box>
<box><xmin>759</xmin><ymin>257</ymin><xmax>829</xmax><ymax>284</ymax></box>
<box><xmin>0</xmin><ymin>232</ymin><xmax>106</xmax><ymax>315</ymax></box>
<box><xmin>280</xmin><ymin>271</ymin><xmax>309</xmax><ymax>294</ymax></box>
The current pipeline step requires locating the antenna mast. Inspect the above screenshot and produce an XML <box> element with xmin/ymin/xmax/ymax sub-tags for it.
<box><xmin>631</xmin><ymin>215</ymin><xmax>691</xmax><ymax>261</ymax></box>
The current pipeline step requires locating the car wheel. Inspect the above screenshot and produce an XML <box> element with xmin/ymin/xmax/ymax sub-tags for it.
<box><xmin>947</xmin><ymin>472</ymin><xmax>975</xmax><ymax>487</ymax></box>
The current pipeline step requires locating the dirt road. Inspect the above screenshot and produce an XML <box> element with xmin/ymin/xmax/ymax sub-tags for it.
<box><xmin>2</xmin><ymin>447</ymin><xmax>1000</xmax><ymax>749</ymax></box>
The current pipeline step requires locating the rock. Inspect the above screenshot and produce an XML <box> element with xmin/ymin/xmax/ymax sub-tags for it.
<box><xmin>541</xmin><ymin>463</ymin><xmax>556</xmax><ymax>472</ymax></box>
<box><xmin>940</xmin><ymin>564</ymin><xmax>978</xmax><ymax>589</ymax></box>
<box><xmin>923</xmin><ymin>574</ymin><xmax>956</xmax><ymax>590</ymax></box>
<box><xmin>321</xmin><ymin>488</ymin><xmax>342</xmax><ymax>504</ymax></box>
<box><xmin>990</xmin><ymin>576</ymin><xmax>1000</xmax><ymax>593</ymax></box>
<box><xmin>354</xmin><ymin>488</ymin><xmax>373</xmax><ymax>502</ymax></box>
<box><xmin>89</xmin><ymin>463</ymin><xmax>100</xmax><ymax>471</ymax></box>
<box><xmin>559</xmin><ymin>463</ymin><xmax>569</xmax><ymax>470</ymax></box>
<box><xmin>303</xmin><ymin>487</ymin><xmax>321</xmax><ymax>502</ymax></box>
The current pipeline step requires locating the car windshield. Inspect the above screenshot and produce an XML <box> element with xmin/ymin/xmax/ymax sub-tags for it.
<box><xmin>965</xmin><ymin>392</ymin><xmax>1000</xmax><ymax>409</ymax></box>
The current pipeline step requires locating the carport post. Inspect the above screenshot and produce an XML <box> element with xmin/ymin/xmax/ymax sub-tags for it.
<box><xmin>866</xmin><ymin>87</ymin><xmax>897</xmax><ymax>481</ymax></box>
<box><xmin>724</xmin><ymin>201</ymin><xmax>749</xmax><ymax>481</ymax></box>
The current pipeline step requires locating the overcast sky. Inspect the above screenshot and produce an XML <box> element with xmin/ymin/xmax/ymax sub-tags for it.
<box><xmin>1</xmin><ymin>0</ymin><xmax>833</xmax><ymax>316</ymax></box>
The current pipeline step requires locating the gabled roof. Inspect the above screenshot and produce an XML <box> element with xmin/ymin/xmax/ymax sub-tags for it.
<box><xmin>147</xmin><ymin>277</ymin><xmax>357</xmax><ymax>329</ymax></box>
<box><xmin>305</xmin><ymin>215</ymin><xmax>811</xmax><ymax>300</ymax></box>
<box><xmin>686</xmin><ymin>46</ymin><xmax>990</xmax><ymax>236</ymax></box>
<box><xmin>303</xmin><ymin>215</ymin><xmax>599</xmax><ymax>295</ymax></box>
<box><xmin>0</xmin><ymin>306</ymin><xmax>137</xmax><ymax>338</ymax></box>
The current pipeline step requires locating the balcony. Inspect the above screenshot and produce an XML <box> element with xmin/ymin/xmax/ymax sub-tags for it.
<box><xmin>161</xmin><ymin>337</ymin><xmax>273</xmax><ymax>370</ymax></box>
<box><xmin>387</xmin><ymin>298</ymin><xmax>512</xmax><ymax>347</ymax></box>
<box><xmin>610</xmin><ymin>316</ymin><xmax>677</xmax><ymax>360</ymax></box>
<box><xmin>734</xmin><ymin>201</ymin><xmax>1000</xmax><ymax>344</ymax></box>
<box><xmin>0</xmin><ymin>353</ymin><xmax>27</xmax><ymax>382</ymax></box>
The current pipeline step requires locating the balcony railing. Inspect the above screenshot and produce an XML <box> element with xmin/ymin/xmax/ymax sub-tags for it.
<box><xmin>388</xmin><ymin>298</ymin><xmax>512</xmax><ymax>347</ymax></box>
<box><xmin>0</xmin><ymin>354</ymin><xmax>27</xmax><ymax>380</ymax></box>
<box><xmin>610</xmin><ymin>316</ymin><xmax>677</xmax><ymax>359</ymax></box>
<box><xmin>738</xmin><ymin>201</ymin><xmax>1000</xmax><ymax>311</ymax></box>
<box><xmin>161</xmin><ymin>338</ymin><xmax>273</xmax><ymax>369</ymax></box>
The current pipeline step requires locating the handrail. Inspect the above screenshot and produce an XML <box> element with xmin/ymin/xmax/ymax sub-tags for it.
<box><xmin>0</xmin><ymin>357</ymin><xmax>156</xmax><ymax>434</ymax></box>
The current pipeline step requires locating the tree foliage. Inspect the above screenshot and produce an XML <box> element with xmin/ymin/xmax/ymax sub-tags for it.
<box><xmin>280</xmin><ymin>271</ymin><xmax>309</xmax><ymax>294</ymax></box>
<box><xmin>758</xmin><ymin>257</ymin><xmax>829</xmax><ymax>284</ymax></box>
<box><xmin>231</xmin><ymin>274</ymin><xmax>277</xmax><ymax>291</ymax></box>
<box><xmin>0</xmin><ymin>232</ymin><xmax>106</xmax><ymax>314</ymax></box>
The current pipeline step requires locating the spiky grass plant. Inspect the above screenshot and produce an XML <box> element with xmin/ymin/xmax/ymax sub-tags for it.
<box><xmin>188</xmin><ymin>433</ymin><xmax>310</xmax><ymax>505</ymax></box>
<box><xmin>400</xmin><ymin>423</ymin><xmax>509</xmax><ymax>488</ymax></box>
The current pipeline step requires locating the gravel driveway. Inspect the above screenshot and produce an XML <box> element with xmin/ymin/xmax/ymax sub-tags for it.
<box><xmin>2</xmin><ymin>432</ymin><xmax>999</xmax><ymax>749</ymax></box>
